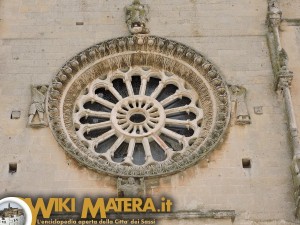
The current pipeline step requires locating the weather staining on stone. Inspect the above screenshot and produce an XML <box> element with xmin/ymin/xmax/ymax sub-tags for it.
<box><xmin>28</xmin><ymin>85</ymin><xmax>48</xmax><ymax>128</ymax></box>
<box><xmin>117</xmin><ymin>177</ymin><xmax>145</xmax><ymax>197</ymax></box>
<box><xmin>229</xmin><ymin>85</ymin><xmax>251</xmax><ymax>125</ymax></box>
<box><xmin>125</xmin><ymin>0</ymin><xmax>150</xmax><ymax>35</ymax></box>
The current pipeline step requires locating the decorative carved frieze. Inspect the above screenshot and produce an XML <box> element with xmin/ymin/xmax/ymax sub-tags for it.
<box><xmin>229</xmin><ymin>85</ymin><xmax>251</xmax><ymax>125</ymax></box>
<box><xmin>125</xmin><ymin>0</ymin><xmax>150</xmax><ymax>35</ymax></box>
<box><xmin>28</xmin><ymin>85</ymin><xmax>49</xmax><ymax>128</ymax></box>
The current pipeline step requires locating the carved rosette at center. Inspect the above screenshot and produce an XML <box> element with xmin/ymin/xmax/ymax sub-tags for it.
<box><xmin>47</xmin><ymin>35</ymin><xmax>230</xmax><ymax>177</ymax></box>
<box><xmin>112</xmin><ymin>95</ymin><xmax>166</xmax><ymax>140</ymax></box>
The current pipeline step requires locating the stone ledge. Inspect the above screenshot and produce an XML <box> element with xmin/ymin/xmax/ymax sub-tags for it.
<box><xmin>284</xmin><ymin>19</ymin><xmax>300</xmax><ymax>26</ymax></box>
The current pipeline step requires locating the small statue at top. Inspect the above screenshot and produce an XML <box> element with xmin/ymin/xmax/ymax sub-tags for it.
<box><xmin>268</xmin><ymin>0</ymin><xmax>281</xmax><ymax>15</ymax></box>
<box><xmin>125</xmin><ymin>0</ymin><xmax>150</xmax><ymax>35</ymax></box>
<box><xmin>267</xmin><ymin>0</ymin><xmax>282</xmax><ymax>28</ymax></box>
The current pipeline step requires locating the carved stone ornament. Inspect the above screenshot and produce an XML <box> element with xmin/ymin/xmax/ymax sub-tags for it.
<box><xmin>229</xmin><ymin>85</ymin><xmax>251</xmax><ymax>125</ymax></box>
<box><xmin>28</xmin><ymin>85</ymin><xmax>49</xmax><ymax>128</ymax></box>
<box><xmin>47</xmin><ymin>35</ymin><xmax>230</xmax><ymax>177</ymax></box>
<box><xmin>278</xmin><ymin>48</ymin><xmax>288</xmax><ymax>70</ymax></box>
<box><xmin>276</xmin><ymin>48</ymin><xmax>293</xmax><ymax>90</ymax></box>
<box><xmin>267</xmin><ymin>0</ymin><xmax>282</xmax><ymax>28</ymax></box>
<box><xmin>254</xmin><ymin>106</ymin><xmax>263</xmax><ymax>115</ymax></box>
<box><xmin>125</xmin><ymin>0</ymin><xmax>150</xmax><ymax>35</ymax></box>
<box><xmin>117</xmin><ymin>177</ymin><xmax>145</xmax><ymax>197</ymax></box>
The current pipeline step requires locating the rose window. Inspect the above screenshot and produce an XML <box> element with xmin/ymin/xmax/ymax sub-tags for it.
<box><xmin>48</xmin><ymin>36</ymin><xmax>230</xmax><ymax>177</ymax></box>
<box><xmin>74</xmin><ymin>67</ymin><xmax>203</xmax><ymax>166</ymax></box>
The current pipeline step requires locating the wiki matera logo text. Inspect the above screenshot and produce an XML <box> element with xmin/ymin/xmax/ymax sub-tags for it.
<box><xmin>0</xmin><ymin>203</ymin><xmax>25</xmax><ymax>225</ymax></box>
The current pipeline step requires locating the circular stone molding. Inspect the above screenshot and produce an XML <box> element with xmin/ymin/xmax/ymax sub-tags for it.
<box><xmin>111</xmin><ymin>95</ymin><xmax>166</xmax><ymax>141</ymax></box>
<box><xmin>47</xmin><ymin>35</ymin><xmax>230</xmax><ymax>177</ymax></box>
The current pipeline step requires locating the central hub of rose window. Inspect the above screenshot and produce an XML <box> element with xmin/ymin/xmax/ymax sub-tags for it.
<box><xmin>111</xmin><ymin>95</ymin><xmax>166</xmax><ymax>143</ymax></box>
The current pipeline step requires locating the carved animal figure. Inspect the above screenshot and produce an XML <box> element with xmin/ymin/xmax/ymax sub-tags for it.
<box><xmin>125</xmin><ymin>0</ymin><xmax>150</xmax><ymax>34</ymax></box>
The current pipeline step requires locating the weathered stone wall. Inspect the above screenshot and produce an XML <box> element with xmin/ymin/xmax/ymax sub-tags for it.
<box><xmin>281</xmin><ymin>1</ymin><xmax>300</xmax><ymax>20</ymax></box>
<box><xmin>0</xmin><ymin>0</ymin><xmax>299</xmax><ymax>224</ymax></box>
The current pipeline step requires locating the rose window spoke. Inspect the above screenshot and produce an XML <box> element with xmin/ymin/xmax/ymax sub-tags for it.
<box><xmin>74</xmin><ymin>66</ymin><xmax>203</xmax><ymax>166</ymax></box>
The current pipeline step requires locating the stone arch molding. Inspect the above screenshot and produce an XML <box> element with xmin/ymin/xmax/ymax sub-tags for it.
<box><xmin>47</xmin><ymin>35</ymin><xmax>230</xmax><ymax>177</ymax></box>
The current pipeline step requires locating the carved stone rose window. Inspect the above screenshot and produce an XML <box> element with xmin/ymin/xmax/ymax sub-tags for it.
<box><xmin>75</xmin><ymin>67</ymin><xmax>203</xmax><ymax>166</ymax></box>
<box><xmin>48</xmin><ymin>36</ymin><xmax>230</xmax><ymax>177</ymax></box>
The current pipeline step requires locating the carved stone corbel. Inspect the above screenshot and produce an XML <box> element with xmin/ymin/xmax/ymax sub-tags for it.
<box><xmin>27</xmin><ymin>85</ymin><xmax>49</xmax><ymax>128</ymax></box>
<box><xmin>229</xmin><ymin>85</ymin><xmax>251</xmax><ymax>125</ymax></box>
<box><xmin>117</xmin><ymin>177</ymin><xmax>145</xmax><ymax>197</ymax></box>
<box><xmin>125</xmin><ymin>0</ymin><xmax>150</xmax><ymax>35</ymax></box>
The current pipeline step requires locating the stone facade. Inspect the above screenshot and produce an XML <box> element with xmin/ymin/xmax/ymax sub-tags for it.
<box><xmin>1</xmin><ymin>0</ymin><xmax>300</xmax><ymax>225</ymax></box>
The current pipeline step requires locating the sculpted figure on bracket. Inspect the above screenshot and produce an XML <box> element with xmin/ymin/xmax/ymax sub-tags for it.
<box><xmin>278</xmin><ymin>48</ymin><xmax>289</xmax><ymax>71</ymax></box>
<box><xmin>267</xmin><ymin>0</ymin><xmax>282</xmax><ymax>28</ymax></box>
<box><xmin>117</xmin><ymin>177</ymin><xmax>145</xmax><ymax>197</ymax></box>
<box><xmin>125</xmin><ymin>0</ymin><xmax>150</xmax><ymax>34</ymax></box>
<box><xmin>28</xmin><ymin>85</ymin><xmax>48</xmax><ymax>128</ymax></box>
<box><xmin>229</xmin><ymin>85</ymin><xmax>251</xmax><ymax>125</ymax></box>
<box><xmin>268</xmin><ymin>0</ymin><xmax>281</xmax><ymax>16</ymax></box>
<box><xmin>277</xmin><ymin>48</ymin><xmax>293</xmax><ymax>88</ymax></box>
